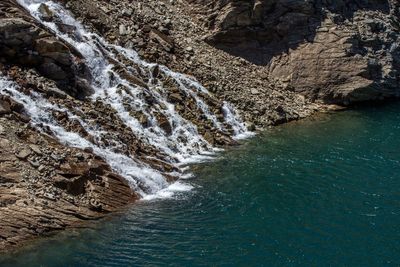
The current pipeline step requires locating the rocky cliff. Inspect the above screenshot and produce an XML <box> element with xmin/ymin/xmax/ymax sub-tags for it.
<box><xmin>195</xmin><ymin>0</ymin><xmax>400</xmax><ymax>103</ymax></box>
<box><xmin>0</xmin><ymin>0</ymin><xmax>399</xmax><ymax>250</ymax></box>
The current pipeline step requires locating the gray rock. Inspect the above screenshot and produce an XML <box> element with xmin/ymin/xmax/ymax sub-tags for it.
<box><xmin>16</xmin><ymin>148</ymin><xmax>32</xmax><ymax>160</ymax></box>
<box><xmin>29</xmin><ymin>145</ymin><xmax>42</xmax><ymax>155</ymax></box>
<box><xmin>119</xmin><ymin>24</ymin><xmax>128</xmax><ymax>35</ymax></box>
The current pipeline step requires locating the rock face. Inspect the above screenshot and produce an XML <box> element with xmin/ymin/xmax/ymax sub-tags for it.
<box><xmin>0</xmin><ymin>0</ymin><xmax>245</xmax><ymax>250</ymax></box>
<box><xmin>0</xmin><ymin>116</ymin><xmax>138</xmax><ymax>250</ymax></box>
<box><xmin>0</xmin><ymin>0</ymin><xmax>92</xmax><ymax>99</ymax></box>
<box><xmin>63</xmin><ymin>0</ymin><xmax>319</xmax><ymax>127</ymax></box>
<box><xmin>196</xmin><ymin>0</ymin><xmax>400</xmax><ymax>104</ymax></box>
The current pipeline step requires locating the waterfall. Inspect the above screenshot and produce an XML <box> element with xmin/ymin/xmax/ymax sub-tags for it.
<box><xmin>2</xmin><ymin>0</ymin><xmax>252</xmax><ymax>198</ymax></box>
<box><xmin>0</xmin><ymin>76</ymin><xmax>168</xmax><ymax>196</ymax></box>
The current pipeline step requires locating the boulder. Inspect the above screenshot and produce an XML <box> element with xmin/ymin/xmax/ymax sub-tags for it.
<box><xmin>0</xmin><ymin>13</ymin><xmax>93</xmax><ymax>99</ymax></box>
<box><xmin>35</xmin><ymin>38</ymin><xmax>73</xmax><ymax>66</ymax></box>
<box><xmin>0</xmin><ymin>98</ymin><xmax>11</xmax><ymax>115</ymax></box>
<box><xmin>38</xmin><ymin>3</ymin><xmax>55</xmax><ymax>21</ymax></box>
<box><xmin>149</xmin><ymin>29</ymin><xmax>174</xmax><ymax>52</ymax></box>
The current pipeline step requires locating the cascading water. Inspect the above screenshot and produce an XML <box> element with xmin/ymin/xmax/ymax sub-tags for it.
<box><xmin>2</xmin><ymin>0</ymin><xmax>252</xmax><ymax>198</ymax></box>
<box><xmin>0</xmin><ymin>76</ymin><xmax>168</xmax><ymax>195</ymax></box>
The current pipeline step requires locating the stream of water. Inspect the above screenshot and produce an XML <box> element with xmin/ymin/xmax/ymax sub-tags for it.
<box><xmin>2</xmin><ymin>0</ymin><xmax>250</xmax><ymax>198</ymax></box>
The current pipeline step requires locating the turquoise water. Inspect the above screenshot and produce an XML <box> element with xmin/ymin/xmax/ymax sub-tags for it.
<box><xmin>1</xmin><ymin>103</ymin><xmax>400</xmax><ymax>266</ymax></box>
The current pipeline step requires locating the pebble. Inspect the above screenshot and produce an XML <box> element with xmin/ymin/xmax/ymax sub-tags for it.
<box><xmin>123</xmin><ymin>8</ymin><xmax>133</xmax><ymax>16</ymax></box>
<box><xmin>29</xmin><ymin>160</ymin><xmax>40</xmax><ymax>168</ymax></box>
<box><xmin>38</xmin><ymin>165</ymin><xmax>46</xmax><ymax>172</ymax></box>
<box><xmin>29</xmin><ymin>144</ymin><xmax>42</xmax><ymax>155</ymax></box>
<box><xmin>0</xmin><ymin>125</ymin><xmax>4</xmax><ymax>135</ymax></box>
<box><xmin>119</xmin><ymin>24</ymin><xmax>128</xmax><ymax>35</ymax></box>
<box><xmin>16</xmin><ymin>148</ymin><xmax>32</xmax><ymax>160</ymax></box>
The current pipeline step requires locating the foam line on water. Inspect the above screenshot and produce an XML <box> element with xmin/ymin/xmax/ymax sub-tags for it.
<box><xmin>141</xmin><ymin>181</ymin><xmax>195</xmax><ymax>201</ymax></box>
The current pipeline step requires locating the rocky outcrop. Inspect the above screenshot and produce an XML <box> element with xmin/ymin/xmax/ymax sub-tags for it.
<box><xmin>0</xmin><ymin>111</ymin><xmax>138</xmax><ymax>250</ymax></box>
<box><xmin>62</xmin><ymin>0</ymin><xmax>319</xmax><ymax>127</ymax></box>
<box><xmin>195</xmin><ymin>0</ymin><xmax>400</xmax><ymax>104</ymax></box>
<box><xmin>0</xmin><ymin>0</ymin><xmax>247</xmax><ymax>250</ymax></box>
<box><xmin>0</xmin><ymin>0</ymin><xmax>92</xmax><ymax>99</ymax></box>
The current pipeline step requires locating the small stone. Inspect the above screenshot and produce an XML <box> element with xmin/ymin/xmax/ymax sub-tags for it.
<box><xmin>100</xmin><ymin>6</ymin><xmax>110</xmax><ymax>14</ymax></box>
<box><xmin>43</xmin><ymin>192</ymin><xmax>56</xmax><ymax>201</ymax></box>
<box><xmin>122</xmin><ymin>8</ymin><xmax>133</xmax><ymax>16</ymax></box>
<box><xmin>29</xmin><ymin>144</ymin><xmax>42</xmax><ymax>155</ymax></box>
<box><xmin>169</xmin><ymin>93</ymin><xmax>183</xmax><ymax>103</ymax></box>
<box><xmin>38</xmin><ymin>3</ymin><xmax>54</xmax><ymax>21</ymax></box>
<box><xmin>29</xmin><ymin>160</ymin><xmax>40</xmax><ymax>168</ymax></box>
<box><xmin>0</xmin><ymin>125</ymin><xmax>4</xmax><ymax>135</ymax></box>
<box><xmin>203</xmin><ymin>131</ymin><xmax>214</xmax><ymax>145</ymax></box>
<box><xmin>89</xmin><ymin>198</ymin><xmax>102</xmax><ymax>211</ymax></box>
<box><xmin>51</xmin><ymin>153</ymin><xmax>61</xmax><ymax>161</ymax></box>
<box><xmin>0</xmin><ymin>99</ymin><xmax>11</xmax><ymax>115</ymax></box>
<box><xmin>164</xmin><ymin>18</ymin><xmax>172</xmax><ymax>26</ymax></box>
<box><xmin>247</xmin><ymin>123</ymin><xmax>256</xmax><ymax>131</ymax></box>
<box><xmin>84</xmin><ymin>147</ymin><xmax>94</xmax><ymax>154</ymax></box>
<box><xmin>38</xmin><ymin>165</ymin><xmax>46</xmax><ymax>172</ymax></box>
<box><xmin>119</xmin><ymin>24</ymin><xmax>128</xmax><ymax>36</ymax></box>
<box><xmin>251</xmin><ymin>88</ymin><xmax>260</xmax><ymax>95</ymax></box>
<box><xmin>16</xmin><ymin>149</ymin><xmax>32</xmax><ymax>160</ymax></box>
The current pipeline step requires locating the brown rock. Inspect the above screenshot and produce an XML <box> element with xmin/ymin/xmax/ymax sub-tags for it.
<box><xmin>149</xmin><ymin>29</ymin><xmax>174</xmax><ymax>52</ymax></box>
<box><xmin>169</xmin><ymin>93</ymin><xmax>183</xmax><ymax>103</ymax></box>
<box><xmin>0</xmin><ymin>98</ymin><xmax>11</xmax><ymax>115</ymax></box>
<box><xmin>38</xmin><ymin>3</ymin><xmax>54</xmax><ymax>21</ymax></box>
<box><xmin>158</xmin><ymin>116</ymin><xmax>172</xmax><ymax>135</ymax></box>
<box><xmin>35</xmin><ymin>38</ymin><xmax>72</xmax><ymax>65</ymax></box>
<box><xmin>16</xmin><ymin>148</ymin><xmax>31</xmax><ymax>160</ymax></box>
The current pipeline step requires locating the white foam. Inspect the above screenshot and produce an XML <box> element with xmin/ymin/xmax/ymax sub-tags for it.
<box><xmin>141</xmin><ymin>181</ymin><xmax>195</xmax><ymax>201</ymax></box>
<box><xmin>8</xmin><ymin>0</ymin><xmax>254</xmax><ymax>199</ymax></box>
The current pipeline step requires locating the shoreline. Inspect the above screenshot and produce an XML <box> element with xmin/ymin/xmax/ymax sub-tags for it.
<box><xmin>1</xmin><ymin>98</ymin><xmax>399</xmax><ymax>251</ymax></box>
<box><xmin>1</xmin><ymin>0</ymin><xmax>400</xmax><ymax>252</ymax></box>
<box><xmin>0</xmin><ymin>102</ymin><xmax>365</xmax><ymax>252</ymax></box>
<box><xmin>1</xmin><ymin>98</ymin><xmax>397</xmax><ymax>254</ymax></box>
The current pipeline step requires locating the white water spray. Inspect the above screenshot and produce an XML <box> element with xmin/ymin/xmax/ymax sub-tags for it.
<box><xmin>4</xmin><ymin>0</ymin><xmax>252</xmax><ymax>198</ymax></box>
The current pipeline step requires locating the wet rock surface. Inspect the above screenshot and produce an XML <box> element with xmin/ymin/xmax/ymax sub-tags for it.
<box><xmin>62</xmin><ymin>0</ymin><xmax>321</xmax><ymax>127</ymax></box>
<box><xmin>0</xmin><ymin>0</ymin><xmax>92</xmax><ymax>99</ymax></box>
<box><xmin>0</xmin><ymin>0</ymin><xmax>244</xmax><ymax>250</ymax></box>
